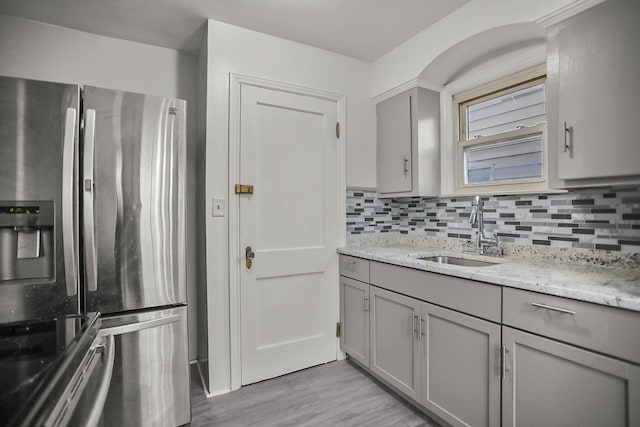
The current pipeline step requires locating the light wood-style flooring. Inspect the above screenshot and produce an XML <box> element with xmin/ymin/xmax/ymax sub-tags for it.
<box><xmin>189</xmin><ymin>360</ymin><xmax>440</xmax><ymax>426</ymax></box>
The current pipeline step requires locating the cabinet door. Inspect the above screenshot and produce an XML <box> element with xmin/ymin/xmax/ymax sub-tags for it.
<box><xmin>340</xmin><ymin>276</ymin><xmax>369</xmax><ymax>367</ymax></box>
<box><xmin>377</xmin><ymin>90</ymin><xmax>413</xmax><ymax>194</ymax></box>
<box><xmin>502</xmin><ymin>326</ymin><xmax>640</xmax><ymax>427</ymax></box>
<box><xmin>421</xmin><ymin>303</ymin><xmax>501</xmax><ymax>427</ymax></box>
<box><xmin>369</xmin><ymin>286</ymin><xmax>421</xmax><ymax>401</ymax></box>
<box><xmin>555</xmin><ymin>0</ymin><xmax>640</xmax><ymax>180</ymax></box>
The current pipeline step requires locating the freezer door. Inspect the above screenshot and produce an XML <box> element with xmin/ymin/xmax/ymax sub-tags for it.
<box><xmin>83</xmin><ymin>87</ymin><xmax>187</xmax><ymax>313</ymax></box>
<box><xmin>99</xmin><ymin>305</ymin><xmax>190</xmax><ymax>427</ymax></box>
<box><xmin>0</xmin><ymin>76</ymin><xmax>80</xmax><ymax>323</ymax></box>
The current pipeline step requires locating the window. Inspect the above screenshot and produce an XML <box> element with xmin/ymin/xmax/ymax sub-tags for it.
<box><xmin>452</xmin><ymin>68</ymin><xmax>548</xmax><ymax>194</ymax></box>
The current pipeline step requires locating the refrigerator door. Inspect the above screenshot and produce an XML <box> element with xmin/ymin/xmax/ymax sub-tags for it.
<box><xmin>0</xmin><ymin>76</ymin><xmax>80</xmax><ymax>323</ymax></box>
<box><xmin>99</xmin><ymin>305</ymin><xmax>190</xmax><ymax>427</ymax></box>
<box><xmin>83</xmin><ymin>87</ymin><xmax>187</xmax><ymax>313</ymax></box>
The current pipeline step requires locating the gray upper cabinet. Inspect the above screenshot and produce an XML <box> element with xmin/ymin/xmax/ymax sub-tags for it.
<box><xmin>502</xmin><ymin>326</ymin><xmax>640</xmax><ymax>427</ymax></box>
<box><xmin>421</xmin><ymin>302</ymin><xmax>501</xmax><ymax>427</ymax></box>
<box><xmin>369</xmin><ymin>285</ymin><xmax>421</xmax><ymax>401</ymax></box>
<box><xmin>376</xmin><ymin>87</ymin><xmax>440</xmax><ymax>198</ymax></box>
<box><xmin>340</xmin><ymin>276</ymin><xmax>370</xmax><ymax>367</ymax></box>
<box><xmin>547</xmin><ymin>0</ymin><xmax>640</xmax><ymax>187</ymax></box>
<box><xmin>377</xmin><ymin>89</ymin><xmax>412</xmax><ymax>194</ymax></box>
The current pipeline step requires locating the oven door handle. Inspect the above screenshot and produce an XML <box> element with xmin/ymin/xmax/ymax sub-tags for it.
<box><xmin>85</xmin><ymin>334</ymin><xmax>116</xmax><ymax>427</ymax></box>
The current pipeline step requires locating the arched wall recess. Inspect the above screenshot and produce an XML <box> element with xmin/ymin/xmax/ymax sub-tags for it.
<box><xmin>418</xmin><ymin>23</ymin><xmax>545</xmax><ymax>88</ymax></box>
<box><xmin>374</xmin><ymin>23</ymin><xmax>545</xmax><ymax>103</ymax></box>
<box><xmin>435</xmin><ymin>28</ymin><xmax>549</xmax><ymax>196</ymax></box>
<box><xmin>369</xmin><ymin>0</ymin><xmax>584</xmax><ymax>98</ymax></box>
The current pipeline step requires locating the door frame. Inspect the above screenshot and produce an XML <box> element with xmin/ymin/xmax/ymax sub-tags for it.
<box><xmin>228</xmin><ymin>73</ymin><xmax>346</xmax><ymax>391</ymax></box>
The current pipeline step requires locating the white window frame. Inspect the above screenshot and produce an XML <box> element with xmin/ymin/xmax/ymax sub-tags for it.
<box><xmin>456</xmin><ymin>70</ymin><xmax>546</xmax><ymax>191</ymax></box>
<box><xmin>439</xmin><ymin>45</ymin><xmax>559</xmax><ymax>196</ymax></box>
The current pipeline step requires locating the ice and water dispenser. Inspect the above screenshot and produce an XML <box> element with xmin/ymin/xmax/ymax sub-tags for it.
<box><xmin>0</xmin><ymin>201</ymin><xmax>55</xmax><ymax>283</ymax></box>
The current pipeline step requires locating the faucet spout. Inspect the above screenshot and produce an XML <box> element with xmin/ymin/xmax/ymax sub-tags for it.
<box><xmin>469</xmin><ymin>205</ymin><xmax>477</xmax><ymax>224</ymax></box>
<box><xmin>469</xmin><ymin>195</ymin><xmax>500</xmax><ymax>255</ymax></box>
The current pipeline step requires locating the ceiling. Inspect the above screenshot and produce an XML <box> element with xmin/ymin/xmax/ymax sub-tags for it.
<box><xmin>0</xmin><ymin>0</ymin><xmax>470</xmax><ymax>62</ymax></box>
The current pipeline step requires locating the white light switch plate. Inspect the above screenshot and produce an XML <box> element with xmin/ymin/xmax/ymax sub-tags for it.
<box><xmin>212</xmin><ymin>197</ymin><xmax>225</xmax><ymax>217</ymax></box>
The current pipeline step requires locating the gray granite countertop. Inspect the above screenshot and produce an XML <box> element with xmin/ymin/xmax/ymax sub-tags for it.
<box><xmin>338</xmin><ymin>237</ymin><xmax>640</xmax><ymax>312</ymax></box>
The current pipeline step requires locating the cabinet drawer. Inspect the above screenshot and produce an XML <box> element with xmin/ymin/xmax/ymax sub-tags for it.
<box><xmin>370</xmin><ymin>261</ymin><xmax>501</xmax><ymax>323</ymax></box>
<box><xmin>339</xmin><ymin>255</ymin><xmax>370</xmax><ymax>283</ymax></box>
<box><xmin>503</xmin><ymin>287</ymin><xmax>640</xmax><ymax>364</ymax></box>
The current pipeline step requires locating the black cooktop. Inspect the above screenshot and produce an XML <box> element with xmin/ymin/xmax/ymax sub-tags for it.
<box><xmin>0</xmin><ymin>313</ymin><xmax>100</xmax><ymax>427</ymax></box>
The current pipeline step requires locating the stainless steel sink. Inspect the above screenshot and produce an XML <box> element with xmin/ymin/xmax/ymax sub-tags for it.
<box><xmin>416</xmin><ymin>255</ymin><xmax>499</xmax><ymax>267</ymax></box>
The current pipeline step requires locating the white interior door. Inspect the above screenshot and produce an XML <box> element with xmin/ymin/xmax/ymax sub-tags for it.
<box><xmin>239</xmin><ymin>84</ymin><xmax>339</xmax><ymax>385</ymax></box>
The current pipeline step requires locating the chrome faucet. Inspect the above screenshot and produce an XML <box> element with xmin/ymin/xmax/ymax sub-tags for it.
<box><xmin>469</xmin><ymin>196</ymin><xmax>500</xmax><ymax>255</ymax></box>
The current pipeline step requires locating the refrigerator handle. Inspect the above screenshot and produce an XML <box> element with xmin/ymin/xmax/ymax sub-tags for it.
<box><xmin>85</xmin><ymin>334</ymin><xmax>116</xmax><ymax>427</ymax></box>
<box><xmin>99</xmin><ymin>314</ymin><xmax>181</xmax><ymax>336</ymax></box>
<box><xmin>62</xmin><ymin>108</ymin><xmax>78</xmax><ymax>297</ymax></box>
<box><xmin>82</xmin><ymin>109</ymin><xmax>98</xmax><ymax>292</ymax></box>
<box><xmin>83</xmin><ymin>109</ymin><xmax>98</xmax><ymax>292</ymax></box>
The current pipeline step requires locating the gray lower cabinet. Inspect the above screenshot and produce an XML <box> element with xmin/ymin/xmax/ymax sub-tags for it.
<box><xmin>421</xmin><ymin>303</ymin><xmax>501</xmax><ymax>427</ymax></box>
<box><xmin>369</xmin><ymin>286</ymin><xmax>421</xmax><ymax>401</ymax></box>
<box><xmin>340</xmin><ymin>276</ymin><xmax>370</xmax><ymax>367</ymax></box>
<box><xmin>502</xmin><ymin>326</ymin><xmax>640</xmax><ymax>427</ymax></box>
<box><xmin>340</xmin><ymin>257</ymin><xmax>640</xmax><ymax>426</ymax></box>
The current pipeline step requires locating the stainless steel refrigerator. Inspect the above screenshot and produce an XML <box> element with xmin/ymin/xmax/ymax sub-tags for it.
<box><xmin>0</xmin><ymin>76</ymin><xmax>190</xmax><ymax>426</ymax></box>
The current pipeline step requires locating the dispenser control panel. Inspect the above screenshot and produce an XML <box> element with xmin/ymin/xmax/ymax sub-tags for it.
<box><xmin>0</xmin><ymin>201</ymin><xmax>52</xmax><ymax>227</ymax></box>
<box><xmin>1</xmin><ymin>206</ymin><xmax>41</xmax><ymax>215</ymax></box>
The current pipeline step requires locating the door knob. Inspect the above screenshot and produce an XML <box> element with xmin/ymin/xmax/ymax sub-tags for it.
<box><xmin>245</xmin><ymin>246</ymin><xmax>255</xmax><ymax>269</ymax></box>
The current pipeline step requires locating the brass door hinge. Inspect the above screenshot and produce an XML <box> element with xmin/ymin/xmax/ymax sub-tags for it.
<box><xmin>336</xmin><ymin>122</ymin><xmax>340</xmax><ymax>139</ymax></box>
<box><xmin>234</xmin><ymin>184</ymin><xmax>254</xmax><ymax>194</ymax></box>
<box><xmin>336</xmin><ymin>322</ymin><xmax>341</xmax><ymax>338</ymax></box>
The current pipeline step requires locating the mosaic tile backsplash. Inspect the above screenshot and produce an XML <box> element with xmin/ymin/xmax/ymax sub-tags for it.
<box><xmin>346</xmin><ymin>187</ymin><xmax>640</xmax><ymax>253</ymax></box>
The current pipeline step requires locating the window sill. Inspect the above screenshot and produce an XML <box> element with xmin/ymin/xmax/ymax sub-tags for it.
<box><xmin>440</xmin><ymin>187</ymin><xmax>567</xmax><ymax>198</ymax></box>
<box><xmin>446</xmin><ymin>178</ymin><xmax>568</xmax><ymax>197</ymax></box>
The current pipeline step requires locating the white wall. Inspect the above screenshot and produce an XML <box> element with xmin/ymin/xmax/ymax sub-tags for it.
<box><xmin>195</xmin><ymin>22</ymin><xmax>210</xmax><ymax>390</ymax></box>
<box><xmin>203</xmin><ymin>19</ymin><xmax>374</xmax><ymax>394</ymax></box>
<box><xmin>370</xmin><ymin>0</ymin><xmax>574</xmax><ymax>96</ymax></box>
<box><xmin>0</xmin><ymin>15</ymin><xmax>200</xmax><ymax>360</ymax></box>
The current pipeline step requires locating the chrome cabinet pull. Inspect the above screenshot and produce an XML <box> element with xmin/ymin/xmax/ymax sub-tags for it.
<box><xmin>420</xmin><ymin>317</ymin><xmax>425</xmax><ymax>340</ymax></box>
<box><xmin>563</xmin><ymin>122</ymin><xmax>571</xmax><ymax>153</ymax></box>
<box><xmin>342</xmin><ymin>259</ymin><xmax>356</xmax><ymax>264</ymax></box>
<box><xmin>413</xmin><ymin>314</ymin><xmax>420</xmax><ymax>339</ymax></box>
<box><xmin>403</xmin><ymin>157</ymin><xmax>409</xmax><ymax>173</ymax></box>
<box><xmin>531</xmin><ymin>302</ymin><xmax>576</xmax><ymax>315</ymax></box>
<box><xmin>411</xmin><ymin>313</ymin><xmax>416</xmax><ymax>338</ymax></box>
<box><xmin>501</xmin><ymin>344</ymin><xmax>509</xmax><ymax>380</ymax></box>
<box><xmin>363</xmin><ymin>297</ymin><xmax>369</xmax><ymax>312</ymax></box>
